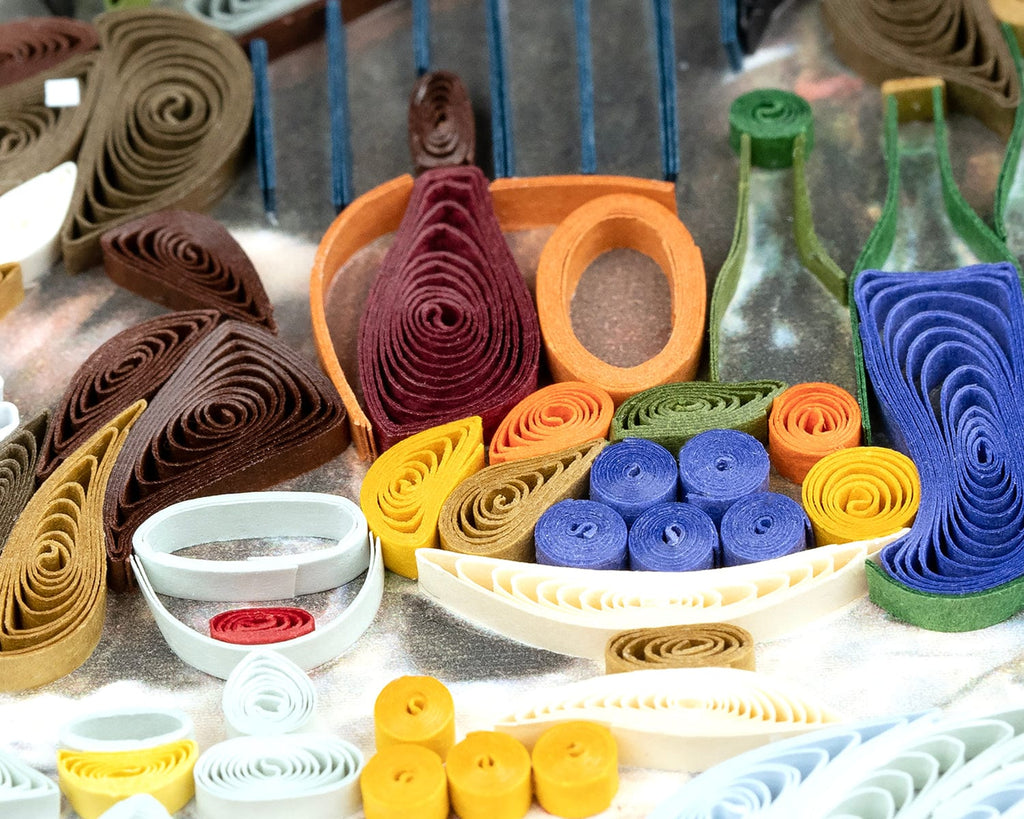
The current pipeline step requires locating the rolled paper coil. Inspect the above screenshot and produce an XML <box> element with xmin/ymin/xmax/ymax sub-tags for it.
<box><xmin>0</xmin><ymin>162</ymin><xmax>77</xmax><ymax>285</ymax></box>
<box><xmin>536</xmin><ymin>193</ymin><xmax>706</xmax><ymax>403</ymax></box>
<box><xmin>0</xmin><ymin>17</ymin><xmax>98</xmax><ymax>87</ymax></box>
<box><xmin>408</xmin><ymin>70</ymin><xmax>476</xmax><ymax>174</ymax></box>
<box><xmin>0</xmin><ymin>402</ymin><xmax>143</xmax><ymax>692</ymax></box>
<box><xmin>360</xmin><ymin>743</ymin><xmax>448</xmax><ymax>819</ymax></box>
<box><xmin>767</xmin><ymin>382</ymin><xmax>862</xmax><ymax>484</ymax></box>
<box><xmin>446</xmin><ymin>731</ymin><xmax>532</xmax><ymax>819</ymax></box>
<box><xmin>627</xmin><ymin>502</ymin><xmax>718</xmax><ymax>572</ymax></box>
<box><xmin>59</xmin><ymin>707</ymin><xmax>194</xmax><ymax>752</ymax></box>
<box><xmin>60</xmin><ymin>8</ymin><xmax>254</xmax><ymax>272</ymax></box>
<box><xmin>855</xmin><ymin>262</ymin><xmax>1024</xmax><ymax>630</ymax></box>
<box><xmin>719</xmin><ymin>492</ymin><xmax>813</xmax><ymax>567</ymax></box>
<box><xmin>534</xmin><ymin>499</ymin><xmax>628</xmax><ymax>570</ymax></box>
<box><xmin>357</xmin><ymin>166</ymin><xmax>540</xmax><ymax>452</ymax></box>
<box><xmin>101</xmin><ymin>211</ymin><xmax>277</xmax><ymax>331</ymax></box>
<box><xmin>604</xmin><ymin>623</ymin><xmax>755</xmax><ymax>673</ymax></box>
<box><xmin>0</xmin><ymin>746</ymin><xmax>60</xmax><ymax>818</ymax></box>
<box><xmin>97</xmin><ymin>794</ymin><xmax>171</xmax><ymax>819</ymax></box>
<box><xmin>131</xmin><ymin>540</ymin><xmax>383</xmax><ymax>679</ymax></box>
<box><xmin>439</xmin><ymin>439</ymin><xmax>607</xmax><ymax>562</ymax></box>
<box><xmin>0</xmin><ymin>412</ymin><xmax>47</xmax><ymax>549</ymax></box>
<box><xmin>728</xmin><ymin>87</ymin><xmax>813</xmax><ymax>168</ymax></box>
<box><xmin>184</xmin><ymin>0</ymin><xmax>323</xmax><ymax>36</ymax></box>
<box><xmin>360</xmin><ymin>416</ymin><xmax>485</xmax><ymax>579</ymax></box>
<box><xmin>0</xmin><ymin>262</ymin><xmax>23</xmax><ymax>319</ymax></box>
<box><xmin>194</xmin><ymin>734</ymin><xmax>363</xmax><ymax>819</ymax></box>
<box><xmin>35</xmin><ymin>309</ymin><xmax>222</xmax><ymax>483</ymax></box>
<box><xmin>488</xmin><ymin>382</ymin><xmax>613</xmax><ymax>465</ymax></box>
<box><xmin>496</xmin><ymin>667</ymin><xmax>839</xmax><ymax>773</ymax></box>
<box><xmin>416</xmin><ymin>530</ymin><xmax>906</xmax><ymax>657</ymax></box>
<box><xmin>611</xmin><ymin>380</ymin><xmax>786</xmax><ymax>454</ymax></box>
<box><xmin>310</xmin><ymin>171</ymin><xmax>677</xmax><ymax>460</ymax></box>
<box><xmin>103</xmin><ymin>321</ymin><xmax>349</xmax><ymax>591</ymax></box>
<box><xmin>374</xmin><ymin>675</ymin><xmax>455</xmax><ymax>758</ymax></box>
<box><xmin>678</xmin><ymin>428</ymin><xmax>770</xmax><ymax>524</ymax></box>
<box><xmin>57</xmin><ymin>740</ymin><xmax>198</xmax><ymax>819</ymax></box>
<box><xmin>822</xmin><ymin>0</ymin><xmax>1021</xmax><ymax>137</ymax></box>
<box><xmin>0</xmin><ymin>53</ymin><xmax>97</xmax><ymax>197</ymax></box>
<box><xmin>210</xmin><ymin>607</ymin><xmax>315</xmax><ymax>645</ymax></box>
<box><xmin>801</xmin><ymin>446</ymin><xmax>920</xmax><ymax>546</ymax></box>
<box><xmin>222</xmin><ymin>649</ymin><xmax>317</xmax><ymax>737</ymax></box>
<box><xmin>531</xmin><ymin>721</ymin><xmax>618</xmax><ymax>819</ymax></box>
<box><xmin>588</xmin><ymin>438</ymin><xmax>678</xmax><ymax>526</ymax></box>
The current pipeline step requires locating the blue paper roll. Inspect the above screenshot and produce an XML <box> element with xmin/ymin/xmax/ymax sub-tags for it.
<box><xmin>534</xmin><ymin>499</ymin><xmax>628</xmax><ymax>570</ymax></box>
<box><xmin>677</xmin><ymin>428</ymin><xmax>770</xmax><ymax>524</ymax></box>
<box><xmin>628</xmin><ymin>502</ymin><xmax>718</xmax><ymax>572</ymax></box>
<box><xmin>589</xmin><ymin>438</ymin><xmax>679</xmax><ymax>526</ymax></box>
<box><xmin>854</xmin><ymin>263</ymin><xmax>1024</xmax><ymax>629</ymax></box>
<box><xmin>719</xmin><ymin>492</ymin><xmax>811</xmax><ymax>567</ymax></box>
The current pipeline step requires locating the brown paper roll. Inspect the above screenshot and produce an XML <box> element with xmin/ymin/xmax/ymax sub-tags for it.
<box><xmin>604</xmin><ymin>624</ymin><xmax>755</xmax><ymax>674</ymax></box>
<box><xmin>0</xmin><ymin>262</ymin><xmax>24</xmax><ymax>319</ymax></box>
<box><xmin>0</xmin><ymin>412</ymin><xmax>48</xmax><ymax>552</ymax></box>
<box><xmin>408</xmin><ymin>71</ymin><xmax>475</xmax><ymax>175</ymax></box>
<box><xmin>0</xmin><ymin>17</ymin><xmax>97</xmax><ymax>88</ymax></box>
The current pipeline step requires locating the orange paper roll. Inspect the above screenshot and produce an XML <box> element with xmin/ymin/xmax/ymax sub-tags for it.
<box><xmin>446</xmin><ymin>731</ymin><xmax>531</xmax><ymax>819</ymax></box>
<box><xmin>768</xmin><ymin>382</ymin><xmax>862</xmax><ymax>483</ymax></box>
<box><xmin>360</xmin><ymin>743</ymin><xmax>448</xmax><ymax>819</ymax></box>
<box><xmin>531</xmin><ymin>721</ymin><xmax>618</xmax><ymax>819</ymax></box>
<box><xmin>374</xmin><ymin>676</ymin><xmax>455</xmax><ymax>758</ymax></box>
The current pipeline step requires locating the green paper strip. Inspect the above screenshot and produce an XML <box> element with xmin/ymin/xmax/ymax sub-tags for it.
<box><xmin>865</xmin><ymin>558</ymin><xmax>1024</xmax><ymax>633</ymax></box>
<box><xmin>610</xmin><ymin>380</ymin><xmax>786</xmax><ymax>455</ymax></box>
<box><xmin>712</xmin><ymin>89</ymin><xmax>848</xmax><ymax>383</ymax></box>
<box><xmin>995</xmin><ymin>23</ymin><xmax>1024</xmax><ymax>251</ymax></box>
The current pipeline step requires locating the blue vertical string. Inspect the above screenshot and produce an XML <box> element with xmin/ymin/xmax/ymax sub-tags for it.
<box><xmin>326</xmin><ymin>0</ymin><xmax>354</xmax><ymax>212</ymax></box>
<box><xmin>720</xmin><ymin>0</ymin><xmax>743</xmax><ymax>71</ymax></box>
<box><xmin>653</xmin><ymin>0</ymin><xmax>679</xmax><ymax>182</ymax></box>
<box><xmin>573</xmin><ymin>0</ymin><xmax>597</xmax><ymax>174</ymax></box>
<box><xmin>485</xmin><ymin>0</ymin><xmax>515</xmax><ymax>178</ymax></box>
<box><xmin>249</xmin><ymin>38</ymin><xmax>277</xmax><ymax>224</ymax></box>
<box><xmin>413</xmin><ymin>0</ymin><xmax>431</xmax><ymax>76</ymax></box>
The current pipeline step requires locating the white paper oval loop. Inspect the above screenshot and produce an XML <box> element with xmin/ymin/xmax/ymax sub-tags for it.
<box><xmin>97</xmin><ymin>794</ymin><xmax>172</xmax><ymax>819</ymax></box>
<box><xmin>193</xmin><ymin>733</ymin><xmax>364</xmax><ymax>819</ymax></box>
<box><xmin>0</xmin><ymin>162</ymin><xmax>76</xmax><ymax>286</ymax></box>
<box><xmin>58</xmin><ymin>707</ymin><xmax>195</xmax><ymax>752</ymax></box>
<box><xmin>132</xmin><ymin>492</ymin><xmax>369</xmax><ymax>601</ymax></box>
<box><xmin>0</xmin><ymin>746</ymin><xmax>60</xmax><ymax>819</ymax></box>
<box><xmin>223</xmin><ymin>650</ymin><xmax>317</xmax><ymax>737</ymax></box>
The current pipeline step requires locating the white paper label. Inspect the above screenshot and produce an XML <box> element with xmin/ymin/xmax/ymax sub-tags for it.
<box><xmin>44</xmin><ymin>78</ymin><xmax>81</xmax><ymax>108</ymax></box>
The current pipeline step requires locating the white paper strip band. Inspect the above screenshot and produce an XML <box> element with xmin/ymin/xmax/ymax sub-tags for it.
<box><xmin>97</xmin><ymin>794</ymin><xmax>172</xmax><ymax>819</ymax></box>
<box><xmin>0</xmin><ymin>162</ymin><xmax>76</xmax><ymax>286</ymax></box>
<box><xmin>194</xmin><ymin>733</ymin><xmax>363</xmax><ymax>819</ymax></box>
<box><xmin>0</xmin><ymin>375</ymin><xmax>18</xmax><ymax>443</ymax></box>
<box><xmin>223</xmin><ymin>650</ymin><xmax>317</xmax><ymax>737</ymax></box>
<box><xmin>132</xmin><ymin>492</ymin><xmax>369</xmax><ymax>601</ymax></box>
<box><xmin>417</xmin><ymin>531</ymin><xmax>905</xmax><ymax>658</ymax></box>
<box><xmin>494</xmin><ymin>667</ymin><xmax>840</xmax><ymax>772</ymax></box>
<box><xmin>0</xmin><ymin>746</ymin><xmax>60</xmax><ymax>819</ymax></box>
<box><xmin>58</xmin><ymin>707</ymin><xmax>195</xmax><ymax>752</ymax></box>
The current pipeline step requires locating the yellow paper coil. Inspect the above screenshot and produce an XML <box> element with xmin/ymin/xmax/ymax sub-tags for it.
<box><xmin>56</xmin><ymin>739</ymin><xmax>197</xmax><ymax>819</ymax></box>
<box><xmin>360</xmin><ymin>416</ymin><xmax>485</xmax><ymax>578</ymax></box>
<box><xmin>446</xmin><ymin>731</ymin><xmax>532</xmax><ymax>819</ymax></box>
<box><xmin>374</xmin><ymin>675</ymin><xmax>455</xmax><ymax>758</ymax></box>
<box><xmin>360</xmin><ymin>743</ymin><xmax>448</xmax><ymax>819</ymax></box>
<box><xmin>801</xmin><ymin>446</ymin><xmax>920</xmax><ymax>546</ymax></box>
<box><xmin>531</xmin><ymin>721</ymin><xmax>618</xmax><ymax>819</ymax></box>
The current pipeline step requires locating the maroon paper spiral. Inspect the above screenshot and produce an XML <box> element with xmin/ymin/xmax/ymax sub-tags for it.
<box><xmin>0</xmin><ymin>17</ymin><xmax>98</xmax><ymax>88</ymax></box>
<box><xmin>102</xmin><ymin>211</ymin><xmax>277</xmax><ymax>332</ymax></box>
<box><xmin>408</xmin><ymin>70</ymin><xmax>476</xmax><ymax>175</ymax></box>
<box><xmin>209</xmin><ymin>607</ymin><xmax>315</xmax><ymax>645</ymax></box>
<box><xmin>357</xmin><ymin>166</ymin><xmax>540</xmax><ymax>452</ymax></box>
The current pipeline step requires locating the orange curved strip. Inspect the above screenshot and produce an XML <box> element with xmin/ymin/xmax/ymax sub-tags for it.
<box><xmin>310</xmin><ymin>175</ymin><xmax>677</xmax><ymax>460</ymax></box>
<box><xmin>768</xmin><ymin>382</ymin><xmax>862</xmax><ymax>484</ymax></box>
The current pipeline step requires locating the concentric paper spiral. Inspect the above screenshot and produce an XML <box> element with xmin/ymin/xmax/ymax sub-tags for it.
<box><xmin>627</xmin><ymin>503</ymin><xmax>719</xmax><ymax>572</ymax></box>
<box><xmin>589</xmin><ymin>438</ymin><xmax>678</xmax><ymax>525</ymax></box>
<box><xmin>60</xmin><ymin>8</ymin><xmax>254</xmax><ymax>271</ymax></box>
<box><xmin>728</xmin><ymin>88</ymin><xmax>813</xmax><ymax>168</ymax></box>
<box><xmin>210</xmin><ymin>607</ymin><xmax>315</xmax><ymax>645</ymax></box>
<box><xmin>719</xmin><ymin>492</ymin><xmax>812</xmax><ymax>567</ymax></box>
<box><xmin>194</xmin><ymin>734</ymin><xmax>363</xmax><ymax>818</ymax></box>
<box><xmin>102</xmin><ymin>211</ymin><xmax>276</xmax><ymax>330</ymax></box>
<box><xmin>767</xmin><ymin>382</ymin><xmax>861</xmax><ymax>483</ymax></box>
<box><xmin>605</xmin><ymin>624</ymin><xmax>755</xmax><ymax>673</ymax></box>
<box><xmin>489</xmin><ymin>382</ymin><xmax>613</xmax><ymax>465</ymax></box>
<box><xmin>531</xmin><ymin>722</ymin><xmax>618</xmax><ymax>819</ymax></box>
<box><xmin>535</xmin><ymin>499</ymin><xmax>628</xmax><ymax>570</ymax></box>
<box><xmin>0</xmin><ymin>17</ymin><xmax>98</xmax><ymax>87</ymax></box>
<box><xmin>801</xmin><ymin>446</ymin><xmax>920</xmax><ymax>546</ymax></box>
<box><xmin>374</xmin><ymin>675</ymin><xmax>455</xmax><ymax>758</ymax></box>
<box><xmin>611</xmin><ymin>380</ymin><xmax>786</xmax><ymax>454</ymax></box>
<box><xmin>445</xmin><ymin>732</ymin><xmax>531</xmax><ymax>819</ymax></box>
<box><xmin>408</xmin><ymin>70</ymin><xmax>476</xmax><ymax>175</ymax></box>
<box><xmin>0</xmin><ymin>746</ymin><xmax>60</xmax><ymax>816</ymax></box>
<box><xmin>184</xmin><ymin>0</ymin><xmax>313</xmax><ymax>36</ymax></box>
<box><xmin>360</xmin><ymin>416</ymin><xmax>485</xmax><ymax>578</ymax></box>
<box><xmin>222</xmin><ymin>650</ymin><xmax>317</xmax><ymax>736</ymax></box>
<box><xmin>37</xmin><ymin>309</ymin><xmax>221</xmax><ymax>482</ymax></box>
<box><xmin>103</xmin><ymin>321</ymin><xmax>348</xmax><ymax>591</ymax></box>
<box><xmin>440</xmin><ymin>439</ymin><xmax>606</xmax><ymax>562</ymax></box>
<box><xmin>855</xmin><ymin>263</ymin><xmax>1024</xmax><ymax>630</ymax></box>
<box><xmin>678</xmin><ymin>429</ymin><xmax>771</xmax><ymax>524</ymax></box>
<box><xmin>357</xmin><ymin>166</ymin><xmax>540</xmax><ymax>451</ymax></box>
<box><xmin>0</xmin><ymin>412</ymin><xmax>47</xmax><ymax>549</ymax></box>
<box><xmin>360</xmin><ymin>744</ymin><xmax>448</xmax><ymax>819</ymax></box>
